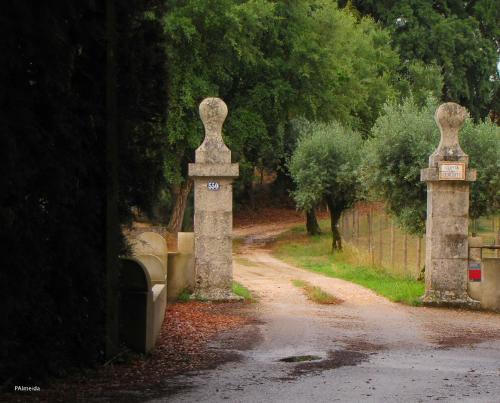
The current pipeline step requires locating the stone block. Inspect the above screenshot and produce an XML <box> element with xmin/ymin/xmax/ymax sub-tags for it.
<box><xmin>427</xmin><ymin>258</ymin><xmax>468</xmax><ymax>292</ymax></box>
<box><xmin>167</xmin><ymin>251</ymin><xmax>195</xmax><ymax>302</ymax></box>
<box><xmin>480</xmin><ymin>258</ymin><xmax>500</xmax><ymax>310</ymax></box>
<box><xmin>177</xmin><ymin>232</ymin><xmax>194</xmax><ymax>254</ymax></box>
<box><xmin>194</xmin><ymin>180</ymin><xmax>234</xmax><ymax>212</ymax></box>
<box><xmin>428</xmin><ymin>233</ymin><xmax>468</xmax><ymax>259</ymax></box>
<box><xmin>427</xmin><ymin>185</ymin><xmax>469</xmax><ymax>217</ymax></box>
<box><xmin>194</xmin><ymin>211</ymin><xmax>233</xmax><ymax>236</ymax></box>
<box><xmin>188</xmin><ymin>163</ymin><xmax>239</xmax><ymax>178</ymax></box>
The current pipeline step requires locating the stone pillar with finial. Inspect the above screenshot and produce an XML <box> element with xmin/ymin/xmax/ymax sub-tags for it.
<box><xmin>420</xmin><ymin>102</ymin><xmax>480</xmax><ymax>308</ymax></box>
<box><xmin>188</xmin><ymin>98</ymin><xmax>240</xmax><ymax>300</ymax></box>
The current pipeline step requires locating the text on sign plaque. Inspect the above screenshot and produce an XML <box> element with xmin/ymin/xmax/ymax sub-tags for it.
<box><xmin>438</xmin><ymin>162</ymin><xmax>466</xmax><ymax>180</ymax></box>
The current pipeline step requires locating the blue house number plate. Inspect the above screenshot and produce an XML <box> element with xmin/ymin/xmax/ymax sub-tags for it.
<box><xmin>207</xmin><ymin>181</ymin><xmax>220</xmax><ymax>191</ymax></box>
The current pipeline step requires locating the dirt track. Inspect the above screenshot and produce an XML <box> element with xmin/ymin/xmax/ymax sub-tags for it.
<box><xmin>158</xmin><ymin>223</ymin><xmax>500</xmax><ymax>403</ymax></box>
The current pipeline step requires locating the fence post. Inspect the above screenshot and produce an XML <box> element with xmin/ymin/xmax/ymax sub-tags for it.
<box><xmin>390</xmin><ymin>221</ymin><xmax>395</xmax><ymax>268</ymax></box>
<box><xmin>496</xmin><ymin>217</ymin><xmax>500</xmax><ymax>258</ymax></box>
<box><xmin>356</xmin><ymin>208</ymin><xmax>360</xmax><ymax>244</ymax></box>
<box><xmin>417</xmin><ymin>236</ymin><xmax>422</xmax><ymax>272</ymax></box>
<box><xmin>378</xmin><ymin>214</ymin><xmax>383</xmax><ymax>265</ymax></box>
<box><xmin>352</xmin><ymin>209</ymin><xmax>355</xmax><ymax>242</ymax></box>
<box><xmin>368</xmin><ymin>208</ymin><xmax>374</xmax><ymax>266</ymax></box>
<box><xmin>404</xmin><ymin>232</ymin><xmax>408</xmax><ymax>273</ymax></box>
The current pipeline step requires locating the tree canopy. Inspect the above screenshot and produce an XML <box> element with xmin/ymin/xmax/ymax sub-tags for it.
<box><xmin>340</xmin><ymin>0</ymin><xmax>500</xmax><ymax>120</ymax></box>
<box><xmin>362</xmin><ymin>97</ymin><xmax>500</xmax><ymax>235</ymax></box>
<box><xmin>289</xmin><ymin>120</ymin><xmax>363</xmax><ymax>250</ymax></box>
<box><xmin>162</xmin><ymin>0</ymin><xmax>401</xmax><ymax>223</ymax></box>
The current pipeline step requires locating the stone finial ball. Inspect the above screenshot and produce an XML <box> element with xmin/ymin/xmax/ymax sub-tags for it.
<box><xmin>435</xmin><ymin>102</ymin><xmax>469</xmax><ymax>131</ymax></box>
<box><xmin>199</xmin><ymin>98</ymin><xmax>228</xmax><ymax>131</ymax></box>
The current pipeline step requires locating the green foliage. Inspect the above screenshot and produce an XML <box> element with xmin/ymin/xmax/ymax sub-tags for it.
<box><xmin>291</xmin><ymin>279</ymin><xmax>341</xmax><ymax>304</ymax></box>
<box><xmin>162</xmin><ymin>0</ymin><xmax>400</xmax><ymax>211</ymax></box>
<box><xmin>342</xmin><ymin>0</ymin><xmax>499</xmax><ymax>119</ymax></box>
<box><xmin>289</xmin><ymin>120</ymin><xmax>363</xmax><ymax>212</ymax></box>
<box><xmin>163</xmin><ymin>0</ymin><xmax>277</xmax><ymax>199</ymax></box>
<box><xmin>232</xmin><ymin>281</ymin><xmax>254</xmax><ymax>301</ymax></box>
<box><xmin>460</xmin><ymin>120</ymin><xmax>500</xmax><ymax>218</ymax></box>
<box><xmin>289</xmin><ymin>119</ymin><xmax>363</xmax><ymax>249</ymax></box>
<box><xmin>363</xmin><ymin>96</ymin><xmax>500</xmax><ymax>235</ymax></box>
<box><xmin>362</xmin><ymin>98</ymin><xmax>437</xmax><ymax>234</ymax></box>
<box><xmin>177</xmin><ymin>289</ymin><xmax>192</xmax><ymax>302</ymax></box>
<box><xmin>394</xmin><ymin>60</ymin><xmax>444</xmax><ymax>107</ymax></box>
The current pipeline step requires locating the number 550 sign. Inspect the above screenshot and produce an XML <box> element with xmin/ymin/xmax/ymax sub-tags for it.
<box><xmin>207</xmin><ymin>181</ymin><xmax>220</xmax><ymax>191</ymax></box>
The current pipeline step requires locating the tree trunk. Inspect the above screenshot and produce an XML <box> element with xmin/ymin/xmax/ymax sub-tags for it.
<box><xmin>306</xmin><ymin>208</ymin><xmax>321</xmax><ymax>236</ymax></box>
<box><xmin>168</xmin><ymin>179</ymin><xmax>193</xmax><ymax>233</ymax></box>
<box><xmin>326</xmin><ymin>198</ymin><xmax>342</xmax><ymax>251</ymax></box>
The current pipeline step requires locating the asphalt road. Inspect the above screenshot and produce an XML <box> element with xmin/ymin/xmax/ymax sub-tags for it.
<box><xmin>156</xmin><ymin>228</ymin><xmax>500</xmax><ymax>403</ymax></box>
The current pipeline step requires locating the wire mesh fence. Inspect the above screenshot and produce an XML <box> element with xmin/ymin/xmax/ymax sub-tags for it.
<box><xmin>339</xmin><ymin>203</ymin><xmax>499</xmax><ymax>279</ymax></box>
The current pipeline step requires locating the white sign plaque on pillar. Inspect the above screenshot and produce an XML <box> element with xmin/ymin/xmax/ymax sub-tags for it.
<box><xmin>438</xmin><ymin>162</ymin><xmax>466</xmax><ymax>180</ymax></box>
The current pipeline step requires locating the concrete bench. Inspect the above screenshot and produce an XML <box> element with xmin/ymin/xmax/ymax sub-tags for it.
<box><xmin>120</xmin><ymin>257</ymin><xmax>167</xmax><ymax>353</ymax></box>
<box><xmin>136</xmin><ymin>254</ymin><xmax>165</xmax><ymax>286</ymax></box>
<box><xmin>132</xmin><ymin>232</ymin><xmax>168</xmax><ymax>279</ymax></box>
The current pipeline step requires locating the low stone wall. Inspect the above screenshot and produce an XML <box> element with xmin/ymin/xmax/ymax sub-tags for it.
<box><xmin>167</xmin><ymin>232</ymin><xmax>195</xmax><ymax>302</ymax></box>
<box><xmin>468</xmin><ymin>258</ymin><xmax>500</xmax><ymax>311</ymax></box>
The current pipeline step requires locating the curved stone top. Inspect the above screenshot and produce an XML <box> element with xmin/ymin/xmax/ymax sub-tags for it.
<box><xmin>435</xmin><ymin>102</ymin><xmax>468</xmax><ymax>137</ymax></box>
<box><xmin>430</xmin><ymin>102</ymin><xmax>469</xmax><ymax>165</ymax></box>
<box><xmin>195</xmin><ymin>97</ymin><xmax>231</xmax><ymax>164</ymax></box>
<box><xmin>199</xmin><ymin>97</ymin><xmax>228</xmax><ymax>136</ymax></box>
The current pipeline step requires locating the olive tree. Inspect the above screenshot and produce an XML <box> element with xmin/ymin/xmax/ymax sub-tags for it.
<box><xmin>363</xmin><ymin>96</ymin><xmax>500</xmax><ymax>235</ymax></box>
<box><xmin>289</xmin><ymin>121</ymin><xmax>363</xmax><ymax>250</ymax></box>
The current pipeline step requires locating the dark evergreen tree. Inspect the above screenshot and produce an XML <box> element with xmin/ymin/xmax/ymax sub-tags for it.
<box><xmin>0</xmin><ymin>0</ymin><xmax>168</xmax><ymax>384</ymax></box>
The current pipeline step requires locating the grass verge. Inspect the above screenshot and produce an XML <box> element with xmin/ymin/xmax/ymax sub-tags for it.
<box><xmin>291</xmin><ymin>279</ymin><xmax>342</xmax><ymax>305</ymax></box>
<box><xmin>177</xmin><ymin>283</ymin><xmax>254</xmax><ymax>302</ymax></box>
<box><xmin>232</xmin><ymin>281</ymin><xmax>254</xmax><ymax>302</ymax></box>
<box><xmin>274</xmin><ymin>226</ymin><xmax>424</xmax><ymax>306</ymax></box>
<box><xmin>177</xmin><ymin>289</ymin><xmax>192</xmax><ymax>302</ymax></box>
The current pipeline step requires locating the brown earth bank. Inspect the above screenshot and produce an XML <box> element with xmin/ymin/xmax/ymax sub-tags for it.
<box><xmin>1</xmin><ymin>302</ymin><xmax>259</xmax><ymax>403</ymax></box>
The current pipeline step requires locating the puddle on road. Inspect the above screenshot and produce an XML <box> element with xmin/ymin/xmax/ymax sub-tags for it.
<box><xmin>275</xmin><ymin>349</ymin><xmax>371</xmax><ymax>381</ymax></box>
<box><xmin>279</xmin><ymin>355</ymin><xmax>322</xmax><ymax>363</ymax></box>
<box><xmin>293</xmin><ymin>350</ymin><xmax>368</xmax><ymax>375</ymax></box>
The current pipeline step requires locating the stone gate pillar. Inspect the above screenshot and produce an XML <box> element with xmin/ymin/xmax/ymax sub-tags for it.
<box><xmin>420</xmin><ymin>102</ymin><xmax>480</xmax><ymax>308</ymax></box>
<box><xmin>188</xmin><ymin>98</ymin><xmax>240</xmax><ymax>300</ymax></box>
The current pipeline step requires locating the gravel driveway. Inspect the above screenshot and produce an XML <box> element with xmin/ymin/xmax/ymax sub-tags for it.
<box><xmin>157</xmin><ymin>225</ymin><xmax>500</xmax><ymax>403</ymax></box>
